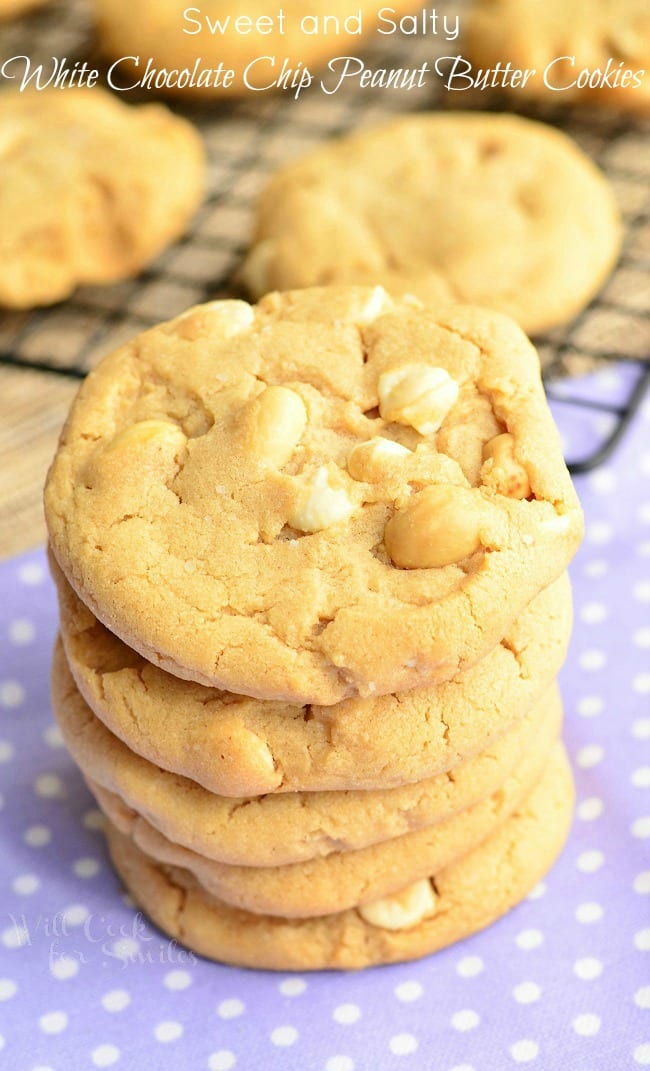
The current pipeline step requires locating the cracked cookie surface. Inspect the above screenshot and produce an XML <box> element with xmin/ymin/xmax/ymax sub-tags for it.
<box><xmin>105</xmin><ymin>742</ymin><xmax>574</xmax><ymax>969</ymax></box>
<box><xmin>52</xmin><ymin>636</ymin><xmax>561</xmax><ymax>866</ymax></box>
<box><xmin>0</xmin><ymin>87</ymin><xmax>205</xmax><ymax>308</ymax></box>
<box><xmin>53</xmin><ymin>557</ymin><xmax>572</xmax><ymax>795</ymax></box>
<box><xmin>45</xmin><ymin>287</ymin><xmax>583</xmax><ymax>704</ymax></box>
<box><xmin>241</xmin><ymin>114</ymin><xmax>622</xmax><ymax>335</ymax></box>
<box><xmin>467</xmin><ymin>0</ymin><xmax>650</xmax><ymax>112</ymax></box>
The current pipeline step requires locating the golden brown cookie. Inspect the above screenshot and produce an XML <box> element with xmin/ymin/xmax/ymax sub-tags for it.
<box><xmin>52</xmin><ymin>555</ymin><xmax>573</xmax><ymax>796</ymax></box>
<box><xmin>0</xmin><ymin>87</ymin><xmax>205</xmax><ymax>308</ymax></box>
<box><xmin>92</xmin><ymin>0</ymin><xmax>419</xmax><ymax>99</ymax></box>
<box><xmin>45</xmin><ymin>289</ymin><xmax>583</xmax><ymax>705</ymax></box>
<box><xmin>240</xmin><ymin>113</ymin><xmax>622</xmax><ymax>335</ymax></box>
<box><xmin>467</xmin><ymin>0</ymin><xmax>650</xmax><ymax>113</ymax></box>
<box><xmin>0</xmin><ymin>0</ymin><xmax>46</xmax><ymax>17</ymax></box>
<box><xmin>51</xmin><ymin>636</ymin><xmax>562</xmax><ymax>865</ymax></box>
<box><xmin>94</xmin><ymin>717</ymin><xmax>558</xmax><ymax>918</ymax></box>
<box><xmin>105</xmin><ymin>742</ymin><xmax>574</xmax><ymax>970</ymax></box>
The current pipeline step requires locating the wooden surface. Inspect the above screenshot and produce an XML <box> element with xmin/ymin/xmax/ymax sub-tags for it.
<box><xmin>1</xmin><ymin>0</ymin><xmax>649</xmax><ymax>560</ymax></box>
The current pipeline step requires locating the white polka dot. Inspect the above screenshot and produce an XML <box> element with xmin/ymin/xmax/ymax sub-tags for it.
<box><xmin>456</xmin><ymin>955</ymin><xmax>484</xmax><ymax>977</ymax></box>
<box><xmin>641</xmin><ymin>454</ymin><xmax>650</xmax><ymax>476</ymax></box>
<box><xmin>577</xmin><ymin>798</ymin><xmax>604</xmax><ymax>821</ymax></box>
<box><xmin>448</xmin><ymin>1066</ymin><xmax>476</xmax><ymax>1071</ymax></box>
<box><xmin>163</xmin><ymin>970</ymin><xmax>191</xmax><ymax>991</ymax></box>
<box><xmin>208</xmin><ymin>1053</ymin><xmax>236</xmax><ymax>1071</ymax></box>
<box><xmin>325</xmin><ymin>1058</ymin><xmax>354</xmax><ymax>1071</ymax></box>
<box><xmin>516</xmin><ymin>929</ymin><xmax>544</xmax><ymax>950</ymax></box>
<box><xmin>573</xmin><ymin>957</ymin><xmax>603</xmax><ymax>981</ymax></box>
<box><xmin>0</xmin><ymin>681</ymin><xmax>25</xmax><ymax>708</ymax></box>
<box><xmin>579</xmin><ymin>649</ymin><xmax>607</xmax><ymax>671</ymax></box>
<box><xmin>39</xmin><ymin>1011</ymin><xmax>68</xmax><ymax>1034</ymax></box>
<box><xmin>270</xmin><ymin>1026</ymin><xmax>298</xmax><ymax>1047</ymax></box>
<box><xmin>634</xmin><ymin>872</ymin><xmax>650</xmax><ymax>894</ymax></box>
<box><xmin>513</xmin><ymin>982</ymin><xmax>541</xmax><ymax>1004</ymax></box>
<box><xmin>18</xmin><ymin>561</ymin><xmax>45</xmax><ymax>585</ymax></box>
<box><xmin>572</xmin><ymin>1013</ymin><xmax>600</xmax><ymax>1036</ymax></box>
<box><xmin>217</xmin><ymin>999</ymin><xmax>244</xmax><ymax>1020</ymax></box>
<box><xmin>634</xmin><ymin>628</ymin><xmax>650</xmax><ymax>649</ymax></box>
<box><xmin>576</xmin><ymin>850</ymin><xmax>605</xmax><ymax>873</ymax></box>
<box><xmin>333</xmin><ymin>1004</ymin><xmax>361</xmax><ymax>1025</ymax></box>
<box><xmin>24</xmin><ymin>825</ymin><xmax>51</xmax><ymax>847</ymax></box>
<box><xmin>632</xmin><ymin>767</ymin><xmax>650</xmax><ymax>788</ymax></box>
<box><xmin>12</xmin><ymin>873</ymin><xmax>40</xmax><ymax>895</ymax></box>
<box><xmin>101</xmin><ymin>990</ymin><xmax>130</xmax><ymax>1013</ymax></box>
<box><xmin>510</xmin><ymin>1040</ymin><xmax>539</xmax><ymax>1063</ymax></box>
<box><xmin>83</xmin><ymin>809</ymin><xmax>105</xmax><ymax>831</ymax></box>
<box><xmin>588</xmin><ymin>468</ymin><xmax>617</xmax><ymax>493</ymax></box>
<box><xmin>111</xmin><ymin>938</ymin><xmax>139</xmax><ymax>961</ymax></box>
<box><xmin>0</xmin><ymin>979</ymin><xmax>17</xmax><ymax>1001</ymax></box>
<box><xmin>154</xmin><ymin>1021</ymin><xmax>183</xmax><ymax>1043</ymax></box>
<box><xmin>278</xmin><ymin>977</ymin><xmax>306</xmax><ymax>997</ymax></box>
<box><xmin>0</xmin><ymin>740</ymin><xmax>15</xmax><ymax>762</ymax></box>
<box><xmin>580</xmin><ymin>602</ymin><xmax>608</xmax><ymax>625</ymax></box>
<box><xmin>2</xmin><ymin>923</ymin><xmax>29</xmax><ymax>949</ymax></box>
<box><xmin>527</xmin><ymin>881</ymin><xmax>546</xmax><ymax>901</ymax></box>
<box><xmin>632</xmin><ymin>718</ymin><xmax>650</xmax><ymax>740</ymax></box>
<box><xmin>635</xmin><ymin>986</ymin><xmax>650</xmax><ymax>1009</ymax></box>
<box><xmin>586</xmin><ymin>521</ymin><xmax>613</xmax><ymax>545</ymax></box>
<box><xmin>635</xmin><ymin>929</ymin><xmax>650</xmax><ymax>951</ymax></box>
<box><xmin>50</xmin><ymin>956</ymin><xmax>79</xmax><ymax>981</ymax></box>
<box><xmin>635</xmin><ymin>1044</ymin><xmax>650</xmax><ymax>1065</ymax></box>
<box><xmin>62</xmin><ymin>904</ymin><xmax>89</xmax><ymax>927</ymax></box>
<box><xmin>638</xmin><ymin>541</ymin><xmax>650</xmax><ymax>558</ymax></box>
<box><xmin>639</xmin><ymin>502</ymin><xmax>650</xmax><ymax>525</ymax></box>
<box><xmin>577</xmin><ymin>696</ymin><xmax>604</xmax><ymax>718</ymax></box>
<box><xmin>576</xmin><ymin>745</ymin><xmax>604</xmax><ymax>769</ymax></box>
<box><xmin>634</xmin><ymin>581</ymin><xmax>650</xmax><ymax>603</ymax></box>
<box><xmin>43</xmin><ymin>724</ymin><xmax>64</xmax><ymax>749</ymax></box>
<box><xmin>575</xmin><ymin>902</ymin><xmax>603</xmax><ymax>924</ymax></box>
<box><xmin>451</xmin><ymin>1009</ymin><xmax>480</xmax><ymax>1031</ymax></box>
<box><xmin>34</xmin><ymin>774</ymin><xmax>65</xmax><ymax>799</ymax></box>
<box><xmin>632</xmin><ymin>816</ymin><xmax>650</xmax><ymax>839</ymax></box>
<box><xmin>73</xmin><ymin>857</ymin><xmax>100</xmax><ymax>878</ymax></box>
<box><xmin>91</xmin><ymin>1045</ymin><xmax>120</xmax><ymax>1068</ymax></box>
<box><xmin>583</xmin><ymin>559</ymin><xmax>608</xmax><ymax>579</ymax></box>
<box><xmin>389</xmin><ymin>1034</ymin><xmax>418</xmax><ymax>1055</ymax></box>
<box><xmin>633</xmin><ymin>674</ymin><xmax>650</xmax><ymax>695</ymax></box>
<box><xmin>394</xmin><ymin>981</ymin><xmax>423</xmax><ymax>1002</ymax></box>
<box><xmin>9</xmin><ymin>618</ymin><xmax>35</xmax><ymax>645</ymax></box>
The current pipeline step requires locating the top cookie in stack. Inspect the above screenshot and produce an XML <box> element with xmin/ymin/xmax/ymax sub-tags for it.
<box><xmin>45</xmin><ymin>286</ymin><xmax>582</xmax><ymax>706</ymax></box>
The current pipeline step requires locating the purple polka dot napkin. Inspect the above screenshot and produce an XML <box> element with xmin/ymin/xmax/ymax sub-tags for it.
<box><xmin>1</xmin><ymin>366</ymin><xmax>648</xmax><ymax>1071</ymax></box>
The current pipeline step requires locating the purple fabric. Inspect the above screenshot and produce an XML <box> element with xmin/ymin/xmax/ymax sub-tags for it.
<box><xmin>0</xmin><ymin>366</ymin><xmax>648</xmax><ymax>1071</ymax></box>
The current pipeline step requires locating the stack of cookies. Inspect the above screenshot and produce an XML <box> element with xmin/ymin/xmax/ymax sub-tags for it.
<box><xmin>45</xmin><ymin>286</ymin><xmax>583</xmax><ymax>970</ymax></box>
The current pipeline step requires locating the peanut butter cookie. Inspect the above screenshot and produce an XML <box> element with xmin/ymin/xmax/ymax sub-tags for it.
<box><xmin>51</xmin><ymin>637</ymin><xmax>561</xmax><ymax>866</ymax></box>
<box><xmin>45</xmin><ymin>289</ymin><xmax>583</xmax><ymax>704</ymax></box>
<box><xmin>105</xmin><ymin>742</ymin><xmax>574</xmax><ymax>969</ymax></box>
<box><xmin>240</xmin><ymin>114</ymin><xmax>622</xmax><ymax>334</ymax></box>
<box><xmin>0</xmin><ymin>87</ymin><xmax>205</xmax><ymax>308</ymax></box>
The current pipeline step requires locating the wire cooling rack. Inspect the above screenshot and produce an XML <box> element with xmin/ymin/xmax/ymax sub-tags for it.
<box><xmin>0</xmin><ymin>0</ymin><xmax>648</xmax><ymax>474</ymax></box>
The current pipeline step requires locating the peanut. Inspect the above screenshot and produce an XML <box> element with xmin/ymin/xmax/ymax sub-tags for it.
<box><xmin>238</xmin><ymin>385</ymin><xmax>307</xmax><ymax>469</ymax></box>
<box><xmin>481</xmin><ymin>433</ymin><xmax>531</xmax><ymax>499</ymax></box>
<box><xmin>385</xmin><ymin>484</ymin><xmax>482</xmax><ymax>568</ymax></box>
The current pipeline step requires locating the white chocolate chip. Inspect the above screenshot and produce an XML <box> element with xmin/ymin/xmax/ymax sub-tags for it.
<box><xmin>378</xmin><ymin>364</ymin><xmax>459</xmax><ymax>436</ymax></box>
<box><xmin>359</xmin><ymin>879</ymin><xmax>437</xmax><ymax>931</ymax></box>
<box><xmin>347</xmin><ymin>437</ymin><xmax>410</xmax><ymax>481</ymax></box>
<box><xmin>288</xmin><ymin>466</ymin><xmax>355</xmax><ymax>533</ymax></box>
<box><xmin>174</xmin><ymin>300</ymin><xmax>254</xmax><ymax>339</ymax></box>
<box><xmin>355</xmin><ymin>286</ymin><xmax>392</xmax><ymax>324</ymax></box>
<box><xmin>105</xmin><ymin>420</ymin><xmax>187</xmax><ymax>454</ymax></box>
